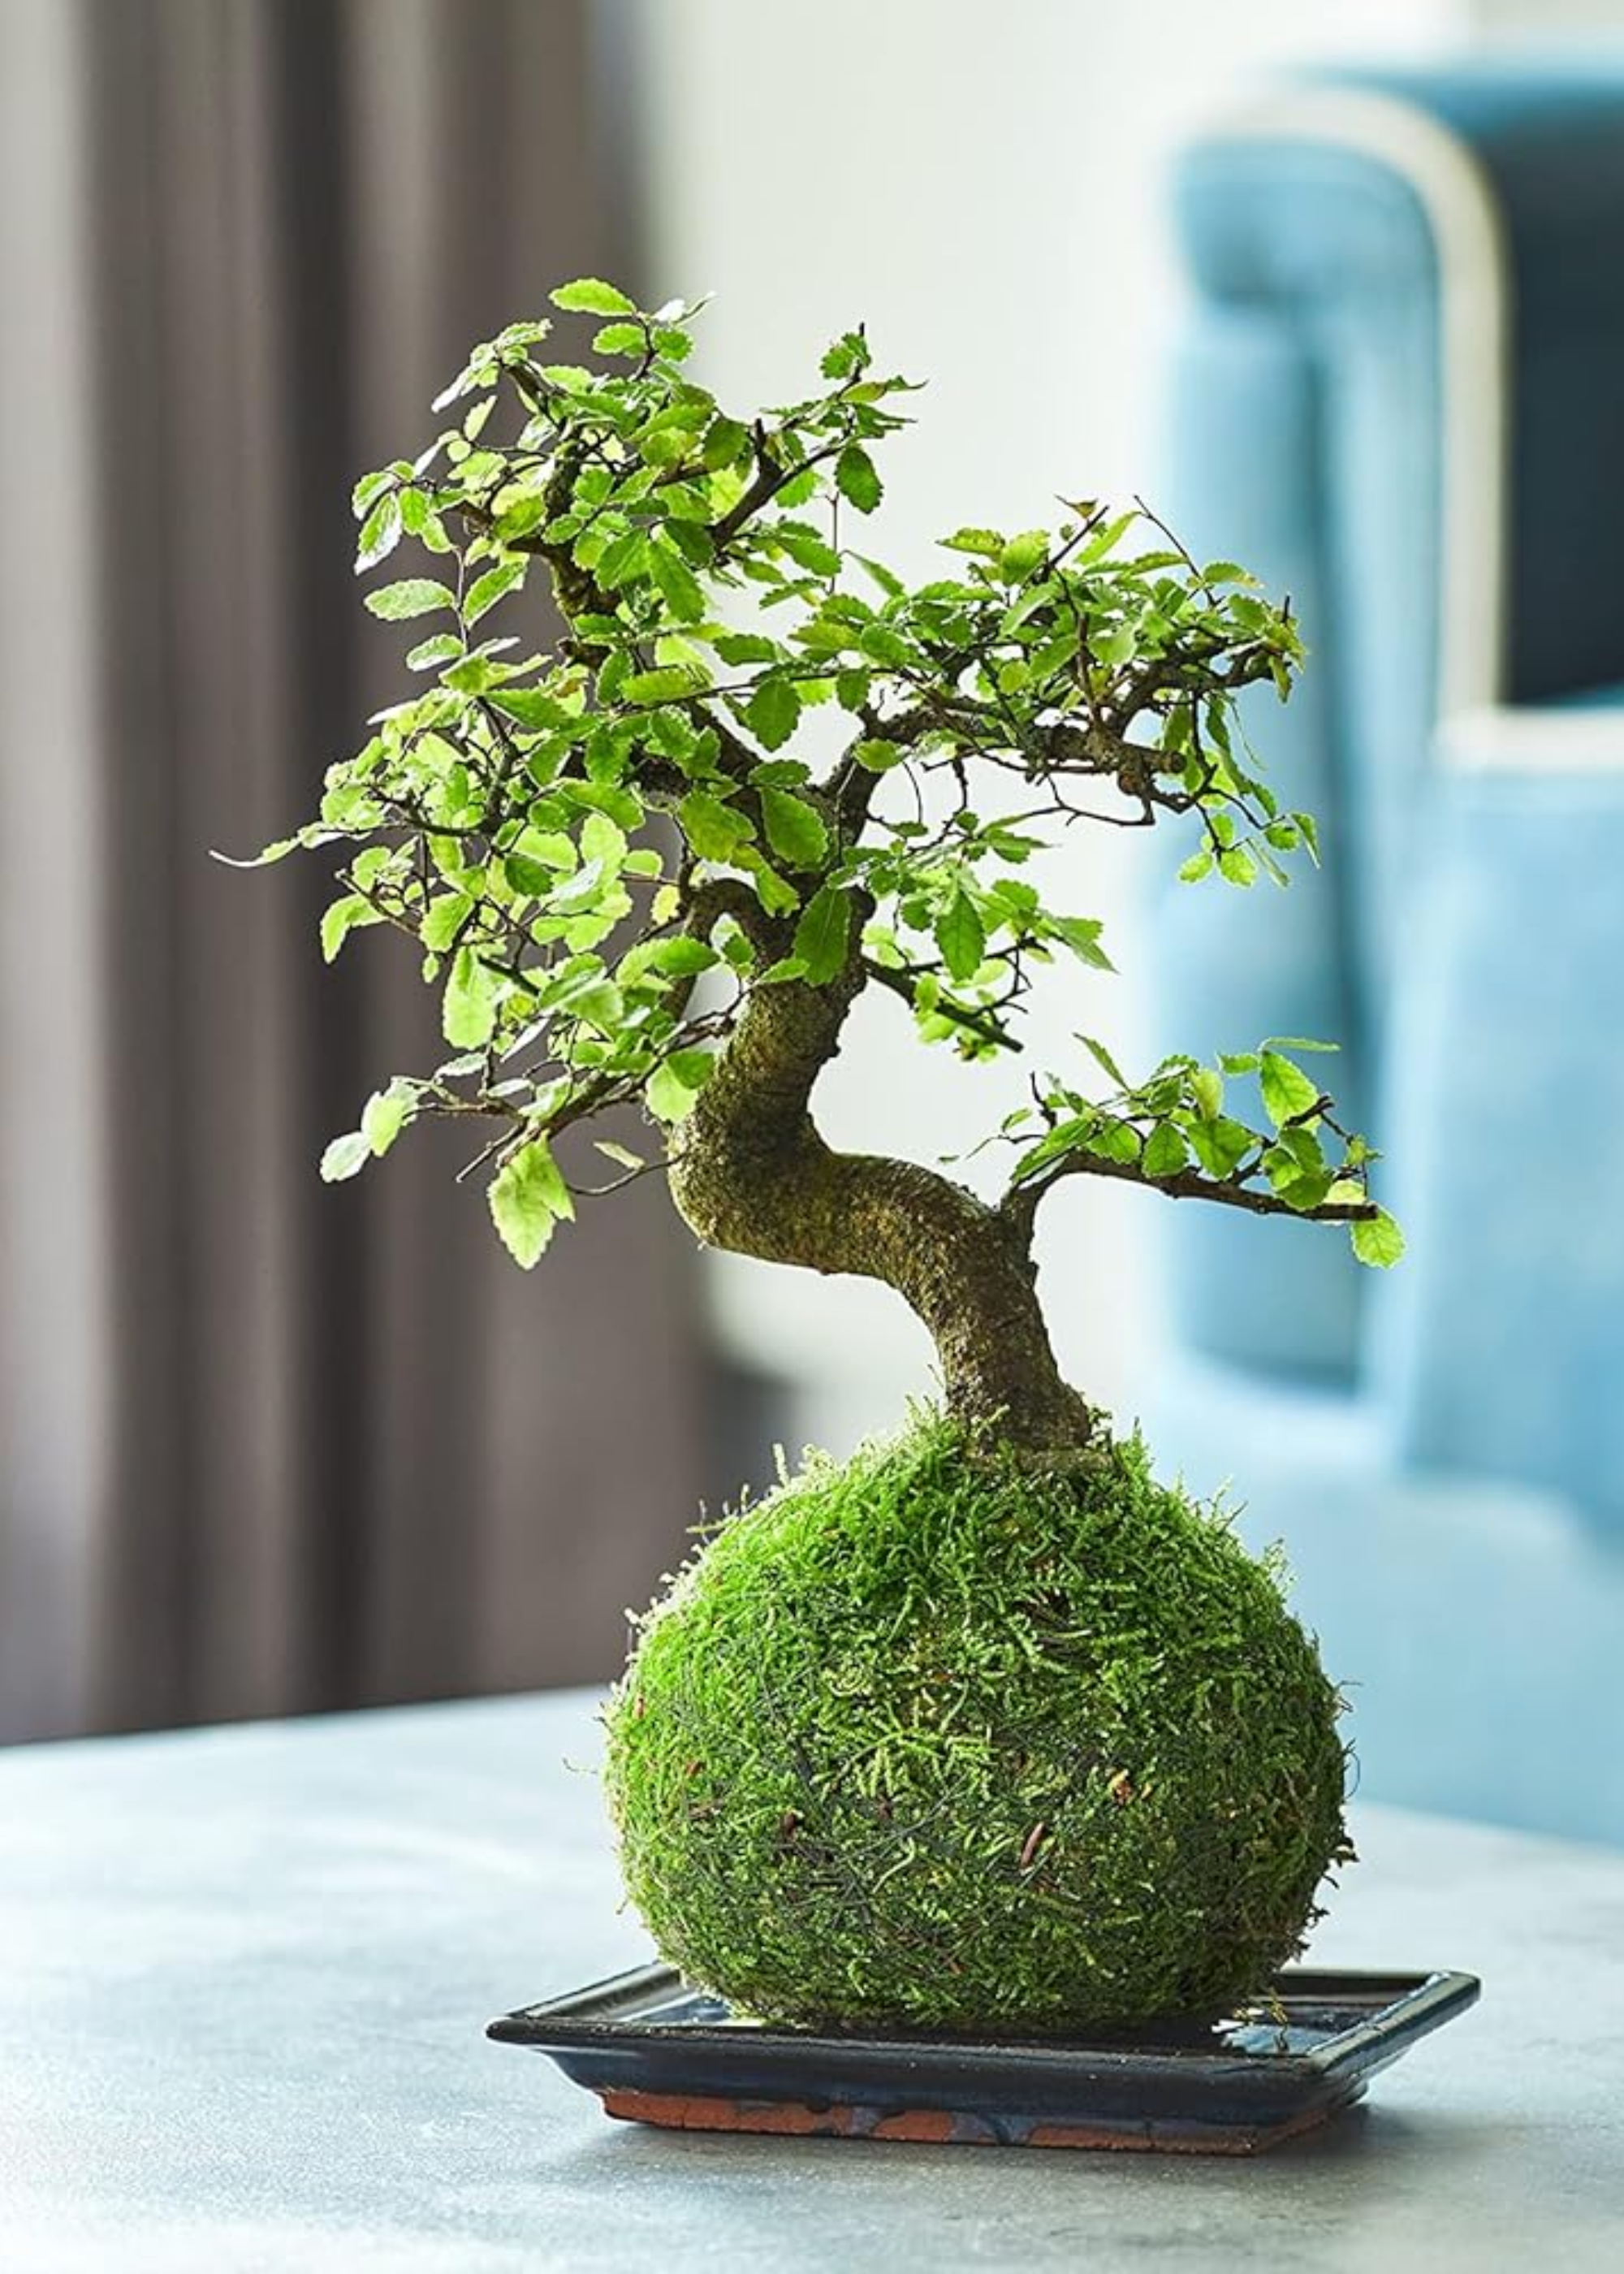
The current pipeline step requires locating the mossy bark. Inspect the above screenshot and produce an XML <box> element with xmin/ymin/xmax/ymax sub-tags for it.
<box><xmin>670</xmin><ymin>951</ymin><xmax>1094</xmax><ymax>1455</ymax></box>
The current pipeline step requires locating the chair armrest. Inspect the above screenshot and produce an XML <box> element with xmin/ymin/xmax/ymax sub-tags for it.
<box><xmin>1375</xmin><ymin>700</ymin><xmax>1624</xmax><ymax>1536</ymax></box>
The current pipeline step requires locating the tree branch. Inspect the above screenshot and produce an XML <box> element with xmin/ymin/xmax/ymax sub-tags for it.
<box><xmin>1001</xmin><ymin>1149</ymin><xmax>1377</xmax><ymax>1243</ymax></box>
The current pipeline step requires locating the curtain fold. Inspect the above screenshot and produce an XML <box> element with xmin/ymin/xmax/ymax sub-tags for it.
<box><xmin>0</xmin><ymin>0</ymin><xmax>711</xmax><ymax>1743</ymax></box>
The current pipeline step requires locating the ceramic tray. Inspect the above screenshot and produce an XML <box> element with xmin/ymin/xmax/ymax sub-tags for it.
<box><xmin>488</xmin><ymin>1961</ymin><xmax>1479</xmax><ymax>2155</ymax></box>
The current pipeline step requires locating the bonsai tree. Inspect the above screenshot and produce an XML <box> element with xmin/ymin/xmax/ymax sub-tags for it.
<box><xmin>252</xmin><ymin>279</ymin><xmax>1400</xmax><ymax>2032</ymax></box>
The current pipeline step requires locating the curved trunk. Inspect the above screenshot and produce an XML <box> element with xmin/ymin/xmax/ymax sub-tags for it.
<box><xmin>669</xmin><ymin>962</ymin><xmax>1094</xmax><ymax>1455</ymax></box>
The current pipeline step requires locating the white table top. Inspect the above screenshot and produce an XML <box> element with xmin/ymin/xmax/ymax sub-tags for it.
<box><xmin>2</xmin><ymin>1690</ymin><xmax>1621</xmax><ymax>2272</ymax></box>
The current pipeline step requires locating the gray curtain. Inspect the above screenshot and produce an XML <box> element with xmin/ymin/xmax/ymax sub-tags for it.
<box><xmin>0</xmin><ymin>0</ymin><xmax>714</xmax><ymax>1743</ymax></box>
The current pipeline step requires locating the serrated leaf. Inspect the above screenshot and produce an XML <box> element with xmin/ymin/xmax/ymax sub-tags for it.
<box><xmin>361</xmin><ymin>1087</ymin><xmax>411</xmax><ymax>1157</ymax></box>
<box><xmin>1142</xmin><ymin>1122</ymin><xmax>1190</xmax><ymax>1178</ymax></box>
<box><xmin>624</xmin><ymin>665</ymin><xmax>706</xmax><ymax>705</ymax></box>
<box><xmin>852</xmin><ymin>736</ymin><xmax>904</xmax><ymax>772</ymax></box>
<box><xmin>1259</xmin><ymin>1050</ymin><xmax>1322</xmax><ymax>1129</ymax></box>
<box><xmin>745</xmin><ymin>677</ymin><xmax>802</xmax><ymax>751</ymax></box>
<box><xmin>1177</xmin><ymin>850</ymin><xmax>1214</xmax><ymax>884</ymax></box>
<box><xmin>759</xmin><ymin>787</ymin><xmax>828</xmax><ymax>871</ymax></box>
<box><xmin>465</xmin><ymin>560</ymin><xmax>526</xmax><ymax>624</ymax></box>
<box><xmin>443</xmin><ymin>945</ymin><xmax>497</xmax><ymax>1048</ymax></box>
<box><xmin>836</xmin><ymin>443</ymin><xmax>883</xmax><ymax>514</ymax></box>
<box><xmin>1186</xmin><ymin>1114</ymin><xmax>1255</xmax><ymax>1178</ymax></box>
<box><xmin>710</xmin><ymin>629</ymin><xmax>780</xmax><ymax>667</ymax></box>
<box><xmin>320</xmin><ymin>1130</ymin><xmax>372</xmax><ymax>1183</ymax></box>
<box><xmin>939</xmin><ymin>526</ymin><xmax>1004</xmax><ymax>559</ymax></box>
<box><xmin>320</xmin><ymin>895</ymin><xmax>371</xmax><ymax>964</ymax></box>
<box><xmin>793</xmin><ymin>884</ymin><xmax>851</xmax><ymax>984</ymax></box>
<box><xmin>1190</xmin><ymin>1066</ymin><xmax>1224</xmax><ymax>1120</ymax></box>
<box><xmin>1218</xmin><ymin>847</ymin><xmax>1257</xmax><ymax>887</ymax></box>
<box><xmin>489</xmin><ymin>1138</ymin><xmax>572</xmax><ymax>1269</ymax></box>
<box><xmin>1351</xmin><ymin>1208</ymin><xmax>1405</xmax><ymax>1268</ymax></box>
<box><xmin>702</xmin><ymin>415</ymin><xmax>750</xmax><ymax>470</ymax></box>
<box><xmin>679</xmin><ymin>791</ymin><xmax>749</xmax><ymax>862</ymax></box>
<box><xmin>1080</xmin><ymin>1033</ymin><xmax>1128</xmax><ymax>1089</ymax></box>
<box><xmin>649</xmin><ymin>536</ymin><xmax>706</xmax><ymax>624</ymax></box>
<box><xmin>935</xmin><ymin>888</ymin><xmax>986</xmax><ymax>984</ymax></box>
<box><xmin>1000</xmin><ymin>529</ymin><xmax>1048</xmax><ymax>581</ymax></box>
<box><xmin>365</xmin><ymin>577</ymin><xmax>457</xmax><ymax>622</ymax></box>
<box><xmin>592</xmin><ymin>320</ymin><xmax>646</xmax><ymax>356</ymax></box>
<box><xmin>488</xmin><ymin>686</ymin><xmax>578</xmax><ymax>731</ymax></box>
<box><xmin>405</xmin><ymin>632</ymin><xmax>463</xmax><ymax>672</ymax></box>
<box><xmin>773</xmin><ymin>523</ymin><xmax>840</xmax><ymax>578</ymax></box>
<box><xmin>550</xmin><ymin>277</ymin><xmax>636</xmax><ymax>316</ymax></box>
<box><xmin>646</xmin><ymin>1058</ymin><xmax>702</xmax><ymax>1125</ymax></box>
<box><xmin>352</xmin><ymin>467</ymin><xmax>392</xmax><ymax>517</ymax></box>
<box><xmin>421</xmin><ymin>890</ymin><xmax>473</xmax><ymax>950</ymax></box>
<box><xmin>355</xmin><ymin>493</ymin><xmax>401</xmax><ymax>573</ymax></box>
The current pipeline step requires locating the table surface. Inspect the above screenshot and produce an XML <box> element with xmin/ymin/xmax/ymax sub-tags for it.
<box><xmin>2</xmin><ymin>1693</ymin><xmax>1622</xmax><ymax>2274</ymax></box>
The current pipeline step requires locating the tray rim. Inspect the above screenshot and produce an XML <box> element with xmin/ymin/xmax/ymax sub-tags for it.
<box><xmin>487</xmin><ymin>1961</ymin><xmax>1480</xmax><ymax>2093</ymax></box>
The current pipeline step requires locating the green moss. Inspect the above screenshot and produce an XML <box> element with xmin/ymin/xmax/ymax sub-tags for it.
<box><xmin>603</xmin><ymin>1415</ymin><xmax>1350</xmax><ymax>2034</ymax></box>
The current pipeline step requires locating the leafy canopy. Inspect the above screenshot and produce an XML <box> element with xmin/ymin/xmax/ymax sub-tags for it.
<box><xmin>244</xmin><ymin>282</ymin><xmax>1398</xmax><ymax>1270</ymax></box>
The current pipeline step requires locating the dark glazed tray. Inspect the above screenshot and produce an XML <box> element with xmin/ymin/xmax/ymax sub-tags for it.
<box><xmin>488</xmin><ymin>1962</ymin><xmax>1479</xmax><ymax>2155</ymax></box>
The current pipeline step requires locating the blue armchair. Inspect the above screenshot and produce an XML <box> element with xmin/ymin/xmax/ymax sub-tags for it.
<box><xmin>1147</xmin><ymin>61</ymin><xmax>1624</xmax><ymax>1845</ymax></box>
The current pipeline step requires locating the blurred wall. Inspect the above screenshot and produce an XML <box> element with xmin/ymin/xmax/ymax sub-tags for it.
<box><xmin>626</xmin><ymin>0</ymin><xmax>1466</xmax><ymax>1463</ymax></box>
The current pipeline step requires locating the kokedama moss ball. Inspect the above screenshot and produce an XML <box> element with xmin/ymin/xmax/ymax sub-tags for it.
<box><xmin>603</xmin><ymin>1416</ymin><xmax>1349</xmax><ymax>2033</ymax></box>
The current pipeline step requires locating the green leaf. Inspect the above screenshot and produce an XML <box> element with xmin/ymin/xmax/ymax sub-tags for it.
<box><xmin>745</xmin><ymin>677</ymin><xmax>802</xmax><ymax>751</ymax></box>
<box><xmin>793</xmin><ymin>884</ymin><xmax>852</xmax><ymax>984</ymax></box>
<box><xmin>443</xmin><ymin>945</ymin><xmax>497</xmax><ymax>1049</ymax></box>
<box><xmin>489</xmin><ymin>1137</ymin><xmax>573</xmax><ymax>1269</ymax></box>
<box><xmin>361</xmin><ymin>1086</ymin><xmax>411</xmax><ymax>1157</ymax></box>
<box><xmin>1186</xmin><ymin>1114</ymin><xmax>1255</xmax><ymax>1179</ymax></box>
<box><xmin>836</xmin><ymin>443</ymin><xmax>883</xmax><ymax>514</ymax></box>
<box><xmin>851</xmin><ymin>736</ymin><xmax>904</xmax><ymax>774</ymax></box>
<box><xmin>405</xmin><ymin>632</ymin><xmax>463</xmax><ymax>672</ymax></box>
<box><xmin>646</xmin><ymin>1058</ymin><xmax>703</xmax><ymax>1125</ymax></box>
<box><xmin>365</xmin><ymin>577</ymin><xmax>457</xmax><ymax>622</ymax></box>
<box><xmin>321</xmin><ymin>895</ymin><xmax>372</xmax><ymax>964</ymax></box>
<box><xmin>319</xmin><ymin>1131</ymin><xmax>372</xmax><ymax>1183</ymax></box>
<box><xmin>355</xmin><ymin>494</ymin><xmax>401</xmax><ymax>573</ymax></box>
<box><xmin>667</xmin><ymin>1048</ymin><xmax>716</xmax><ymax>1088</ymax></box>
<box><xmin>465</xmin><ymin>560</ymin><xmax>526</xmax><ymax>624</ymax></box>
<box><xmin>649</xmin><ymin>537</ymin><xmax>706</xmax><ymax>624</ymax></box>
<box><xmin>1351</xmin><ymin>1208</ymin><xmax>1406</xmax><ymax>1269</ymax></box>
<box><xmin>939</xmin><ymin>526</ymin><xmax>1004</xmax><ymax>560</ymax></box>
<box><xmin>710</xmin><ymin>630</ymin><xmax>780</xmax><ymax>667</ymax></box>
<box><xmin>1259</xmin><ymin>1050</ymin><xmax>1322</xmax><ymax>1129</ymax></box>
<box><xmin>488</xmin><ymin>686</ymin><xmax>579</xmax><ymax>731</ymax></box>
<box><xmin>1177</xmin><ymin>851</ymin><xmax>1214</xmax><ymax>884</ymax></box>
<box><xmin>679</xmin><ymin>791</ymin><xmax>749</xmax><ymax>862</ymax></box>
<box><xmin>1218</xmin><ymin>846</ymin><xmax>1257</xmax><ymax>887</ymax></box>
<box><xmin>759</xmin><ymin>787</ymin><xmax>829</xmax><ymax>871</ymax></box>
<box><xmin>1081</xmin><ymin>1034</ymin><xmax>1128</xmax><ymax>1089</ymax></box>
<box><xmin>550</xmin><ymin>277</ymin><xmax>636</xmax><ymax>316</ymax></box>
<box><xmin>1000</xmin><ymin>529</ymin><xmax>1048</xmax><ymax>581</ymax></box>
<box><xmin>1142</xmin><ymin>1122</ymin><xmax>1190</xmax><ymax>1178</ymax></box>
<box><xmin>702</xmin><ymin>415</ymin><xmax>750</xmax><ymax>470</ymax></box>
<box><xmin>624</xmin><ymin>665</ymin><xmax>706</xmax><ymax>706</ymax></box>
<box><xmin>935</xmin><ymin>888</ymin><xmax>986</xmax><ymax>984</ymax></box>
<box><xmin>773</xmin><ymin>523</ymin><xmax>840</xmax><ymax>578</ymax></box>
<box><xmin>421</xmin><ymin>890</ymin><xmax>473</xmax><ymax>950</ymax></box>
<box><xmin>1190</xmin><ymin>1066</ymin><xmax>1224</xmax><ymax>1121</ymax></box>
<box><xmin>592</xmin><ymin>320</ymin><xmax>646</xmax><ymax>356</ymax></box>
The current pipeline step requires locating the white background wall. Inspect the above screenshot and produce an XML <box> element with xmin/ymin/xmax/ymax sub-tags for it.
<box><xmin>627</xmin><ymin>0</ymin><xmax>1469</xmax><ymax>1459</ymax></box>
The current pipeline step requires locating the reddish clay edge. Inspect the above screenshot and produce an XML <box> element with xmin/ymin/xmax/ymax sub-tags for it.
<box><xmin>597</xmin><ymin>2087</ymin><xmax>1336</xmax><ymax>2156</ymax></box>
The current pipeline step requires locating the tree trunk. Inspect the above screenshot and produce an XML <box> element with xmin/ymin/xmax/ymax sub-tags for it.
<box><xmin>669</xmin><ymin>962</ymin><xmax>1095</xmax><ymax>1455</ymax></box>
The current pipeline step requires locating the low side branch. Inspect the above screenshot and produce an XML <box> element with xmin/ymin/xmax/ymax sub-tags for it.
<box><xmin>1002</xmin><ymin>1151</ymin><xmax>1377</xmax><ymax>1243</ymax></box>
